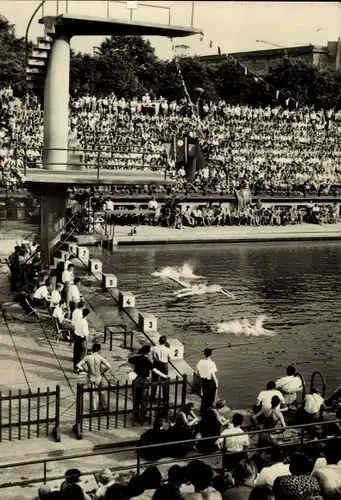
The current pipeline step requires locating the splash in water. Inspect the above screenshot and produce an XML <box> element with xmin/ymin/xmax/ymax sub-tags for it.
<box><xmin>213</xmin><ymin>315</ymin><xmax>275</xmax><ymax>337</ymax></box>
<box><xmin>152</xmin><ymin>261</ymin><xmax>202</xmax><ymax>281</ymax></box>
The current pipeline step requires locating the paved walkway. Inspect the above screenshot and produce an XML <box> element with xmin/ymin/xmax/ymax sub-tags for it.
<box><xmin>111</xmin><ymin>222</ymin><xmax>341</xmax><ymax>245</ymax></box>
<box><xmin>0</xmin><ymin>262</ymin><xmax>149</xmax><ymax>499</ymax></box>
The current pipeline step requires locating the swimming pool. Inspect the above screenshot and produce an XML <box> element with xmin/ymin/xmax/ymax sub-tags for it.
<box><xmin>92</xmin><ymin>241</ymin><xmax>341</xmax><ymax>408</ymax></box>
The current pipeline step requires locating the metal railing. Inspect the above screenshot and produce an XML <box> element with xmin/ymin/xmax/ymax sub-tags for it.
<box><xmin>0</xmin><ymin>417</ymin><xmax>340</xmax><ymax>490</ymax></box>
<box><xmin>16</xmin><ymin>146</ymin><xmax>166</xmax><ymax>179</ymax></box>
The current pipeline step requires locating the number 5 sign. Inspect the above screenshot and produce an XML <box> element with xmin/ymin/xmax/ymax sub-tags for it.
<box><xmin>102</xmin><ymin>273</ymin><xmax>118</xmax><ymax>288</ymax></box>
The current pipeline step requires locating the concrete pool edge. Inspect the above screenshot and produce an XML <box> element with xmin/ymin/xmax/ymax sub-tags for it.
<box><xmin>75</xmin><ymin>224</ymin><xmax>341</xmax><ymax>247</ymax></box>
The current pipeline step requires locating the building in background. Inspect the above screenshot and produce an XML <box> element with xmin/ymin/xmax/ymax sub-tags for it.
<box><xmin>199</xmin><ymin>40</ymin><xmax>341</xmax><ymax>74</ymax></box>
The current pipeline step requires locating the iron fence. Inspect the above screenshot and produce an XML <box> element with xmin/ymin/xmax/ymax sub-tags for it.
<box><xmin>73</xmin><ymin>375</ymin><xmax>187</xmax><ymax>439</ymax></box>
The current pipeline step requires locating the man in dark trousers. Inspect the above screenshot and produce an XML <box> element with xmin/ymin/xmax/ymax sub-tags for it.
<box><xmin>196</xmin><ymin>348</ymin><xmax>218</xmax><ymax>414</ymax></box>
<box><xmin>73</xmin><ymin>308</ymin><xmax>90</xmax><ymax>373</ymax></box>
<box><xmin>151</xmin><ymin>335</ymin><xmax>171</xmax><ymax>403</ymax></box>
<box><xmin>129</xmin><ymin>345</ymin><xmax>169</xmax><ymax>423</ymax></box>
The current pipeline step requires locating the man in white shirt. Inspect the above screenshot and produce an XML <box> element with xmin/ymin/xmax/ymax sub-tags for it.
<box><xmin>196</xmin><ymin>348</ymin><xmax>218</xmax><ymax>414</ymax></box>
<box><xmin>104</xmin><ymin>199</ymin><xmax>114</xmax><ymax>212</ymax></box>
<box><xmin>256</xmin><ymin>381</ymin><xmax>286</xmax><ymax>411</ymax></box>
<box><xmin>33</xmin><ymin>279</ymin><xmax>50</xmax><ymax>305</ymax></box>
<box><xmin>68</xmin><ymin>277</ymin><xmax>82</xmax><ymax>312</ymax></box>
<box><xmin>72</xmin><ymin>302</ymin><xmax>84</xmax><ymax>326</ymax></box>
<box><xmin>50</xmin><ymin>283</ymin><xmax>63</xmax><ymax>308</ymax></box>
<box><xmin>52</xmin><ymin>299</ymin><xmax>74</xmax><ymax>336</ymax></box>
<box><xmin>255</xmin><ymin>447</ymin><xmax>290</xmax><ymax>487</ymax></box>
<box><xmin>73</xmin><ymin>308</ymin><xmax>90</xmax><ymax>372</ymax></box>
<box><xmin>77</xmin><ymin>343</ymin><xmax>111</xmax><ymax>411</ymax></box>
<box><xmin>151</xmin><ymin>335</ymin><xmax>171</xmax><ymax>403</ymax></box>
<box><xmin>148</xmin><ymin>197</ymin><xmax>158</xmax><ymax>226</ymax></box>
<box><xmin>216</xmin><ymin>413</ymin><xmax>249</xmax><ymax>471</ymax></box>
<box><xmin>276</xmin><ymin>365</ymin><xmax>303</xmax><ymax>405</ymax></box>
<box><xmin>302</xmin><ymin>388</ymin><xmax>324</xmax><ymax>423</ymax></box>
<box><xmin>61</xmin><ymin>264</ymin><xmax>75</xmax><ymax>285</ymax></box>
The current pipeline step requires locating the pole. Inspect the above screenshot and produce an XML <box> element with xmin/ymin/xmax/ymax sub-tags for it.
<box><xmin>207</xmin><ymin>341</ymin><xmax>256</xmax><ymax>350</ymax></box>
<box><xmin>336</xmin><ymin>37</ymin><xmax>341</xmax><ymax>70</ymax></box>
<box><xmin>190</xmin><ymin>1</ymin><xmax>194</xmax><ymax>27</ymax></box>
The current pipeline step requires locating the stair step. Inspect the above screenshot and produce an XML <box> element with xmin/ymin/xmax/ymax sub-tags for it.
<box><xmin>27</xmin><ymin>82</ymin><xmax>45</xmax><ymax>90</ymax></box>
<box><xmin>28</xmin><ymin>58</ymin><xmax>46</xmax><ymax>67</ymax></box>
<box><xmin>37</xmin><ymin>37</ymin><xmax>52</xmax><ymax>47</ymax></box>
<box><xmin>32</xmin><ymin>49</ymin><xmax>49</xmax><ymax>59</ymax></box>
<box><xmin>26</xmin><ymin>67</ymin><xmax>45</xmax><ymax>75</ymax></box>
<box><xmin>26</xmin><ymin>72</ymin><xmax>45</xmax><ymax>82</ymax></box>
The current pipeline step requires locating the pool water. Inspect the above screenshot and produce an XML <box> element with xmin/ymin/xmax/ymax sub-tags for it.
<box><xmin>92</xmin><ymin>241</ymin><xmax>341</xmax><ymax>408</ymax></box>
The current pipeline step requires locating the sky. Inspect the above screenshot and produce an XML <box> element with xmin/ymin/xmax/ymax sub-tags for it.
<box><xmin>1</xmin><ymin>0</ymin><xmax>341</xmax><ymax>59</ymax></box>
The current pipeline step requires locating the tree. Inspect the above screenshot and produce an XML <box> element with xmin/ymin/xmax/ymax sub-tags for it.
<box><xmin>70</xmin><ymin>50</ymin><xmax>97</xmax><ymax>96</ymax></box>
<box><xmin>0</xmin><ymin>16</ymin><xmax>28</xmax><ymax>95</ymax></box>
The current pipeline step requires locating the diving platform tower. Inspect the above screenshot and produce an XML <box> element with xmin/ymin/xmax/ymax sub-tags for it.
<box><xmin>25</xmin><ymin>5</ymin><xmax>202</xmax><ymax>266</ymax></box>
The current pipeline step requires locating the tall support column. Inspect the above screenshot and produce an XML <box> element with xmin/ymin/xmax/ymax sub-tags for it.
<box><xmin>39</xmin><ymin>185</ymin><xmax>68</xmax><ymax>268</ymax></box>
<box><xmin>43</xmin><ymin>34</ymin><xmax>71</xmax><ymax>171</ymax></box>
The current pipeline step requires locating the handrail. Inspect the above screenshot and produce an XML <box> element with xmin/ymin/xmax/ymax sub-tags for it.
<box><xmin>0</xmin><ymin>417</ymin><xmax>340</xmax><ymax>489</ymax></box>
<box><xmin>25</xmin><ymin>0</ymin><xmax>48</xmax><ymax>68</ymax></box>
<box><xmin>295</xmin><ymin>371</ymin><xmax>306</xmax><ymax>401</ymax></box>
<box><xmin>310</xmin><ymin>371</ymin><xmax>326</xmax><ymax>397</ymax></box>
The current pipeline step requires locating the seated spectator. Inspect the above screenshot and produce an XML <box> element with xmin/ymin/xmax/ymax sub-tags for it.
<box><xmin>62</xmin><ymin>483</ymin><xmax>89</xmax><ymax>500</ymax></box>
<box><xmin>153</xmin><ymin>484</ymin><xmax>180</xmax><ymax>500</ymax></box>
<box><xmin>50</xmin><ymin>283</ymin><xmax>63</xmax><ymax>308</ymax></box>
<box><xmin>275</xmin><ymin>366</ymin><xmax>303</xmax><ymax>406</ymax></box>
<box><xmin>105</xmin><ymin>484</ymin><xmax>129</xmax><ymax>500</ymax></box>
<box><xmin>273</xmin><ymin>453</ymin><xmax>322</xmax><ymax>500</ymax></box>
<box><xmin>139</xmin><ymin>418</ymin><xmax>168</xmax><ymax>461</ymax></box>
<box><xmin>223</xmin><ymin>459</ymin><xmax>258</xmax><ymax>500</ymax></box>
<box><xmin>216</xmin><ymin>413</ymin><xmax>250</xmax><ymax>472</ymax></box>
<box><xmin>33</xmin><ymin>279</ymin><xmax>50</xmax><ymax>305</ymax></box>
<box><xmin>166</xmin><ymin>403</ymin><xmax>199</xmax><ymax>458</ymax></box>
<box><xmin>212</xmin><ymin>476</ymin><xmax>228</xmax><ymax>496</ymax></box>
<box><xmin>313</xmin><ymin>438</ymin><xmax>341</xmax><ymax>498</ymax></box>
<box><xmin>182</xmin><ymin>460</ymin><xmax>221</xmax><ymax>500</ymax></box>
<box><xmin>197</xmin><ymin>399</ymin><xmax>230</xmax><ymax>453</ymax></box>
<box><xmin>168</xmin><ymin>465</ymin><xmax>190</xmax><ymax>494</ymax></box>
<box><xmin>131</xmin><ymin>466</ymin><xmax>162</xmax><ymax>500</ymax></box>
<box><xmin>254</xmin><ymin>381</ymin><xmax>286</xmax><ymax>413</ymax></box>
<box><xmin>254</xmin><ymin>447</ymin><xmax>290</xmax><ymax>487</ymax></box>
<box><xmin>94</xmin><ymin>469</ymin><xmax>115</xmax><ymax>500</ymax></box>
<box><xmin>38</xmin><ymin>485</ymin><xmax>51</xmax><ymax>499</ymax></box>
<box><xmin>53</xmin><ymin>299</ymin><xmax>74</xmax><ymax>334</ymax></box>
<box><xmin>300</xmin><ymin>388</ymin><xmax>325</xmax><ymax>424</ymax></box>
<box><xmin>248</xmin><ymin>485</ymin><xmax>274</xmax><ymax>500</ymax></box>
<box><xmin>126</xmin><ymin>475</ymin><xmax>145</xmax><ymax>499</ymax></box>
<box><xmin>254</xmin><ymin>396</ymin><xmax>286</xmax><ymax>447</ymax></box>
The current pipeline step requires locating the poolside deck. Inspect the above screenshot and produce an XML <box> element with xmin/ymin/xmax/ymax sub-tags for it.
<box><xmin>111</xmin><ymin>222</ymin><xmax>341</xmax><ymax>245</ymax></box>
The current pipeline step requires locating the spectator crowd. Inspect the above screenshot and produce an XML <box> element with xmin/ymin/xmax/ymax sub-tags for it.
<box><xmin>35</xmin><ymin>438</ymin><xmax>341</xmax><ymax>499</ymax></box>
<box><xmin>2</xmin><ymin>87</ymin><xmax>341</xmax><ymax>196</ymax></box>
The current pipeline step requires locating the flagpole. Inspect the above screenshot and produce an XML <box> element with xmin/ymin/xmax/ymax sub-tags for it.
<box><xmin>191</xmin><ymin>1</ymin><xmax>195</xmax><ymax>27</ymax></box>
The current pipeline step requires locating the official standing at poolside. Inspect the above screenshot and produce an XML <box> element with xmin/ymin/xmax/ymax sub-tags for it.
<box><xmin>150</xmin><ymin>335</ymin><xmax>171</xmax><ymax>403</ymax></box>
<box><xmin>196</xmin><ymin>348</ymin><xmax>218</xmax><ymax>414</ymax></box>
<box><xmin>73</xmin><ymin>308</ymin><xmax>90</xmax><ymax>372</ymax></box>
<box><xmin>129</xmin><ymin>345</ymin><xmax>169</xmax><ymax>423</ymax></box>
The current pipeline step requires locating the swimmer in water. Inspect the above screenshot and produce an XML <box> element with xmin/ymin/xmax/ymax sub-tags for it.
<box><xmin>172</xmin><ymin>281</ymin><xmax>235</xmax><ymax>299</ymax></box>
